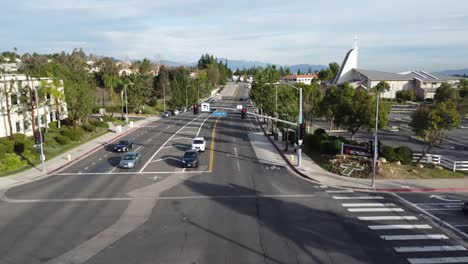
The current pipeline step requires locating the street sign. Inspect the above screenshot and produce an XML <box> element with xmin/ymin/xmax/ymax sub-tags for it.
<box><xmin>201</xmin><ymin>103</ymin><xmax>210</xmax><ymax>112</ymax></box>
<box><xmin>213</xmin><ymin>111</ymin><xmax>227</xmax><ymax>117</ymax></box>
<box><xmin>343</xmin><ymin>144</ymin><xmax>371</xmax><ymax>157</ymax></box>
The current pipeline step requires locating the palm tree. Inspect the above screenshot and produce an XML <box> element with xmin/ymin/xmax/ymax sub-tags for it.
<box><xmin>40</xmin><ymin>78</ymin><xmax>65</xmax><ymax>128</ymax></box>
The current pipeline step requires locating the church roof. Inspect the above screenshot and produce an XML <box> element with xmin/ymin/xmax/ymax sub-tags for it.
<box><xmin>354</xmin><ymin>69</ymin><xmax>413</xmax><ymax>81</ymax></box>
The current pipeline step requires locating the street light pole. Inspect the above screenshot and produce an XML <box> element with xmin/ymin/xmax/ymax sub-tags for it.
<box><xmin>124</xmin><ymin>83</ymin><xmax>129</xmax><ymax>125</ymax></box>
<box><xmin>34</xmin><ymin>87</ymin><xmax>46</xmax><ymax>174</ymax></box>
<box><xmin>371</xmin><ymin>92</ymin><xmax>380</xmax><ymax>188</ymax></box>
<box><xmin>163</xmin><ymin>83</ymin><xmax>166</xmax><ymax>112</ymax></box>
<box><xmin>283</xmin><ymin>83</ymin><xmax>303</xmax><ymax>167</ymax></box>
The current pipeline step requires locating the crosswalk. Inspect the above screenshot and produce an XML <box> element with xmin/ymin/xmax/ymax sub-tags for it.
<box><xmin>325</xmin><ymin>189</ymin><xmax>468</xmax><ymax>264</ymax></box>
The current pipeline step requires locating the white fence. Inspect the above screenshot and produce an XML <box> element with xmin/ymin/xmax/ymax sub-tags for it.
<box><xmin>413</xmin><ymin>153</ymin><xmax>468</xmax><ymax>172</ymax></box>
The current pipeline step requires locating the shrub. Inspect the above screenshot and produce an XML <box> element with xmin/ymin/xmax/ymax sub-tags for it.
<box><xmin>14</xmin><ymin>138</ymin><xmax>33</xmax><ymax>154</ymax></box>
<box><xmin>82</xmin><ymin>123</ymin><xmax>96</xmax><ymax>132</ymax></box>
<box><xmin>314</xmin><ymin>128</ymin><xmax>327</xmax><ymax>136</ymax></box>
<box><xmin>323</xmin><ymin>139</ymin><xmax>343</xmax><ymax>154</ymax></box>
<box><xmin>148</xmin><ymin>98</ymin><xmax>158</xmax><ymax>107</ymax></box>
<box><xmin>48</xmin><ymin>121</ymin><xmax>58</xmax><ymax>129</ymax></box>
<box><xmin>305</xmin><ymin>134</ymin><xmax>322</xmax><ymax>150</ymax></box>
<box><xmin>54</xmin><ymin>135</ymin><xmax>70</xmax><ymax>145</ymax></box>
<box><xmin>61</xmin><ymin>127</ymin><xmax>84</xmax><ymax>141</ymax></box>
<box><xmin>381</xmin><ymin>145</ymin><xmax>396</xmax><ymax>162</ymax></box>
<box><xmin>0</xmin><ymin>140</ymin><xmax>14</xmax><ymax>158</ymax></box>
<box><xmin>60</xmin><ymin>117</ymin><xmax>74</xmax><ymax>127</ymax></box>
<box><xmin>89</xmin><ymin>120</ymin><xmax>109</xmax><ymax>128</ymax></box>
<box><xmin>0</xmin><ymin>153</ymin><xmax>25</xmax><ymax>171</ymax></box>
<box><xmin>395</xmin><ymin>146</ymin><xmax>413</xmax><ymax>165</ymax></box>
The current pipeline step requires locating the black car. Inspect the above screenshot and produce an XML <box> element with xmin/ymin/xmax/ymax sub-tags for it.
<box><xmin>462</xmin><ymin>201</ymin><xmax>468</xmax><ymax>212</ymax></box>
<box><xmin>181</xmin><ymin>149</ymin><xmax>199</xmax><ymax>168</ymax></box>
<box><xmin>113</xmin><ymin>140</ymin><xmax>134</xmax><ymax>152</ymax></box>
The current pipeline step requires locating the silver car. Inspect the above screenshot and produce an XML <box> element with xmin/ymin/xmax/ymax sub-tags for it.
<box><xmin>118</xmin><ymin>152</ymin><xmax>141</xmax><ymax>168</ymax></box>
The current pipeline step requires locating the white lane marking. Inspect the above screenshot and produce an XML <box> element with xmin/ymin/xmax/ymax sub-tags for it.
<box><xmin>161</xmin><ymin>144</ymin><xmax>190</xmax><ymax>150</ymax></box>
<box><xmin>84</xmin><ymin>167</ymin><xmax>89</xmax><ymax>170</ymax></box>
<box><xmin>395</xmin><ymin>246</ymin><xmax>466</xmax><ymax>252</ymax></box>
<box><xmin>408</xmin><ymin>257</ymin><xmax>468</xmax><ymax>264</ymax></box>
<box><xmin>1</xmin><ymin>194</ymin><xmax>318</xmax><ymax>204</ymax></box>
<box><xmin>414</xmin><ymin>203</ymin><xmax>462</xmax><ymax>206</ymax></box>
<box><xmin>369</xmin><ymin>224</ymin><xmax>431</xmax><ymax>230</ymax></box>
<box><xmin>358</xmin><ymin>216</ymin><xmax>418</xmax><ymax>221</ymax></box>
<box><xmin>320</xmin><ymin>185</ymin><xmax>328</xmax><ymax>188</ymax></box>
<box><xmin>92</xmin><ymin>163</ymin><xmax>95</xmax><ymax>165</ymax></box>
<box><xmin>348</xmin><ymin>208</ymin><xmax>404</xmax><ymax>212</ymax></box>
<box><xmin>58</xmin><ymin>171</ymin><xmax>208</xmax><ymax>175</ymax></box>
<box><xmin>326</xmin><ymin>190</ymin><xmax>354</xmax><ymax>193</ymax></box>
<box><xmin>234</xmin><ymin>146</ymin><xmax>240</xmax><ymax>172</ymax></box>
<box><xmin>424</xmin><ymin>209</ymin><xmax>460</xmax><ymax>211</ymax></box>
<box><xmin>182</xmin><ymin>168</ymin><xmax>186</xmax><ymax>172</ymax></box>
<box><xmin>104</xmin><ymin>154</ymin><xmax>108</xmax><ymax>157</ymax></box>
<box><xmin>381</xmin><ymin>234</ymin><xmax>448</xmax><ymax>240</ymax></box>
<box><xmin>333</xmin><ymin>196</ymin><xmax>384</xmax><ymax>200</ymax></box>
<box><xmin>394</xmin><ymin>193</ymin><xmax>468</xmax><ymax>241</ymax></box>
<box><xmin>147</xmin><ymin>138</ymin><xmax>152</xmax><ymax>142</ymax></box>
<box><xmin>98</xmin><ymin>158</ymin><xmax>102</xmax><ymax>161</ymax></box>
<box><xmin>149</xmin><ymin>157</ymin><xmax>182</xmax><ymax>164</ymax></box>
<box><xmin>342</xmin><ymin>203</ymin><xmax>396</xmax><ymax>207</ymax></box>
<box><xmin>196</xmin><ymin>114</ymin><xmax>213</xmax><ymax>137</ymax></box>
<box><xmin>140</xmin><ymin>114</ymin><xmax>206</xmax><ymax>172</ymax></box>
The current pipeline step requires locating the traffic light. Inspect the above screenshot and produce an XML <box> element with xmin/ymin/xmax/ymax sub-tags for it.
<box><xmin>378</xmin><ymin>140</ymin><xmax>383</xmax><ymax>157</ymax></box>
<box><xmin>241</xmin><ymin>108</ymin><xmax>246</xmax><ymax>119</ymax></box>
<box><xmin>193</xmin><ymin>104</ymin><xmax>199</xmax><ymax>115</ymax></box>
<box><xmin>34</xmin><ymin>131</ymin><xmax>44</xmax><ymax>144</ymax></box>
<box><xmin>299</xmin><ymin>122</ymin><xmax>306</xmax><ymax>140</ymax></box>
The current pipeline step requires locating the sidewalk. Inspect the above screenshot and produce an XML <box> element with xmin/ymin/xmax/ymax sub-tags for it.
<box><xmin>0</xmin><ymin>116</ymin><xmax>159</xmax><ymax>191</ymax></box>
<box><xmin>256</xmin><ymin>123</ymin><xmax>468</xmax><ymax>192</ymax></box>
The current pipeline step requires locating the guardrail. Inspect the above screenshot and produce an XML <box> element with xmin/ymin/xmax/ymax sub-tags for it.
<box><xmin>413</xmin><ymin>153</ymin><xmax>468</xmax><ymax>172</ymax></box>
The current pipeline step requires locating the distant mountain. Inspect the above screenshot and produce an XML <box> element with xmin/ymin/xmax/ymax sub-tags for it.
<box><xmin>289</xmin><ymin>64</ymin><xmax>327</xmax><ymax>74</ymax></box>
<box><xmin>434</xmin><ymin>69</ymin><xmax>468</xmax><ymax>76</ymax></box>
<box><xmin>156</xmin><ymin>58</ymin><xmax>327</xmax><ymax>73</ymax></box>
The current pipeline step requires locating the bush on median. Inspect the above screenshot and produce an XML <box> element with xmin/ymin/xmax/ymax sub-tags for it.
<box><xmin>54</xmin><ymin>135</ymin><xmax>70</xmax><ymax>145</ymax></box>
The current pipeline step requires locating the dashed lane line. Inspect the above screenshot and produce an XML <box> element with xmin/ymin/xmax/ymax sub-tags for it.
<box><xmin>333</xmin><ymin>196</ymin><xmax>385</xmax><ymax>200</ymax></box>
<box><xmin>369</xmin><ymin>224</ymin><xmax>432</xmax><ymax>230</ymax></box>
<box><xmin>342</xmin><ymin>203</ymin><xmax>396</xmax><ymax>207</ymax></box>
<box><xmin>407</xmin><ymin>257</ymin><xmax>468</xmax><ymax>264</ymax></box>
<box><xmin>348</xmin><ymin>208</ymin><xmax>404</xmax><ymax>212</ymax></box>
<box><xmin>358</xmin><ymin>216</ymin><xmax>418</xmax><ymax>221</ymax></box>
<box><xmin>395</xmin><ymin>246</ymin><xmax>466</xmax><ymax>253</ymax></box>
<box><xmin>380</xmin><ymin>234</ymin><xmax>449</xmax><ymax>241</ymax></box>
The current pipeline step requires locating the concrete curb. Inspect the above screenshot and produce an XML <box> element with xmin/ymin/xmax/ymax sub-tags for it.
<box><xmin>0</xmin><ymin>120</ymin><xmax>153</xmax><ymax>191</ymax></box>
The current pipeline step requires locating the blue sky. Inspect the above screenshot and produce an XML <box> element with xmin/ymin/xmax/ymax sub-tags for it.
<box><xmin>2</xmin><ymin>0</ymin><xmax>468</xmax><ymax>72</ymax></box>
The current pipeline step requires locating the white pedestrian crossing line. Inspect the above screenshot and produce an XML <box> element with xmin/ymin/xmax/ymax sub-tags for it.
<box><xmin>381</xmin><ymin>234</ymin><xmax>449</xmax><ymax>240</ymax></box>
<box><xmin>369</xmin><ymin>224</ymin><xmax>431</xmax><ymax>230</ymax></box>
<box><xmin>348</xmin><ymin>208</ymin><xmax>404</xmax><ymax>212</ymax></box>
<box><xmin>395</xmin><ymin>246</ymin><xmax>466</xmax><ymax>252</ymax></box>
<box><xmin>333</xmin><ymin>196</ymin><xmax>384</xmax><ymax>200</ymax></box>
<box><xmin>342</xmin><ymin>203</ymin><xmax>395</xmax><ymax>207</ymax></box>
<box><xmin>358</xmin><ymin>216</ymin><xmax>418</xmax><ymax>221</ymax></box>
<box><xmin>326</xmin><ymin>190</ymin><xmax>354</xmax><ymax>193</ymax></box>
<box><xmin>408</xmin><ymin>257</ymin><xmax>468</xmax><ymax>264</ymax></box>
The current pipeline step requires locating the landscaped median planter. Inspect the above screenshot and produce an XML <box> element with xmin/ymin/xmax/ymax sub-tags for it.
<box><xmin>329</xmin><ymin>155</ymin><xmax>374</xmax><ymax>178</ymax></box>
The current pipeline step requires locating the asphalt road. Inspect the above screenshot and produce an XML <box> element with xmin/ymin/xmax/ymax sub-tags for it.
<box><xmin>0</xmin><ymin>83</ymin><xmax>467</xmax><ymax>263</ymax></box>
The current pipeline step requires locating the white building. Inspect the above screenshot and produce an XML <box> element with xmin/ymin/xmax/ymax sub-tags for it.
<box><xmin>334</xmin><ymin>39</ymin><xmax>464</xmax><ymax>99</ymax></box>
<box><xmin>282</xmin><ymin>74</ymin><xmax>318</xmax><ymax>85</ymax></box>
<box><xmin>0</xmin><ymin>74</ymin><xmax>67</xmax><ymax>138</ymax></box>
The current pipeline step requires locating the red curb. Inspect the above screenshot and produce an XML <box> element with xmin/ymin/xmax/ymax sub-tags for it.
<box><xmin>376</xmin><ymin>187</ymin><xmax>468</xmax><ymax>193</ymax></box>
<box><xmin>47</xmin><ymin>121</ymin><xmax>153</xmax><ymax>175</ymax></box>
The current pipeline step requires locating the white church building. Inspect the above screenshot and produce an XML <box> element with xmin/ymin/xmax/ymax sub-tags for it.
<box><xmin>0</xmin><ymin>74</ymin><xmax>67</xmax><ymax>138</ymax></box>
<box><xmin>333</xmin><ymin>39</ymin><xmax>463</xmax><ymax>100</ymax></box>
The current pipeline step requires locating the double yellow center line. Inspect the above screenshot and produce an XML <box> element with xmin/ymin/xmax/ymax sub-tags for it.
<box><xmin>208</xmin><ymin>117</ymin><xmax>221</xmax><ymax>172</ymax></box>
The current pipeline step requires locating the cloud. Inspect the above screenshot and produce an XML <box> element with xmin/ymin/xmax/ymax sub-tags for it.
<box><xmin>1</xmin><ymin>0</ymin><xmax>468</xmax><ymax>71</ymax></box>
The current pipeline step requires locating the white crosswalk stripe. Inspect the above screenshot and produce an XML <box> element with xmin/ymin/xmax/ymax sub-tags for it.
<box><xmin>381</xmin><ymin>234</ymin><xmax>449</xmax><ymax>240</ymax></box>
<box><xmin>358</xmin><ymin>216</ymin><xmax>418</xmax><ymax>221</ymax></box>
<box><xmin>408</xmin><ymin>257</ymin><xmax>468</xmax><ymax>264</ymax></box>
<box><xmin>333</xmin><ymin>196</ymin><xmax>384</xmax><ymax>200</ymax></box>
<box><xmin>348</xmin><ymin>208</ymin><xmax>404</xmax><ymax>212</ymax></box>
<box><xmin>369</xmin><ymin>224</ymin><xmax>431</xmax><ymax>230</ymax></box>
<box><xmin>395</xmin><ymin>246</ymin><xmax>466</xmax><ymax>252</ymax></box>
<box><xmin>326</xmin><ymin>190</ymin><xmax>354</xmax><ymax>193</ymax></box>
<box><xmin>342</xmin><ymin>203</ymin><xmax>395</xmax><ymax>207</ymax></box>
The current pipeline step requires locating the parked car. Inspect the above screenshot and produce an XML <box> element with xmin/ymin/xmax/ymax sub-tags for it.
<box><xmin>161</xmin><ymin>112</ymin><xmax>169</xmax><ymax>118</ymax></box>
<box><xmin>113</xmin><ymin>140</ymin><xmax>134</xmax><ymax>152</ymax></box>
<box><xmin>181</xmin><ymin>149</ymin><xmax>199</xmax><ymax>168</ymax></box>
<box><xmin>191</xmin><ymin>137</ymin><xmax>206</xmax><ymax>152</ymax></box>
<box><xmin>239</xmin><ymin>98</ymin><xmax>244</xmax><ymax>101</ymax></box>
<box><xmin>118</xmin><ymin>152</ymin><xmax>141</xmax><ymax>168</ymax></box>
<box><xmin>174</xmin><ymin>109</ymin><xmax>180</xmax><ymax>115</ymax></box>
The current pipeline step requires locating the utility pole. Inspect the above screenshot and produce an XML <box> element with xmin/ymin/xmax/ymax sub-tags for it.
<box><xmin>124</xmin><ymin>83</ymin><xmax>129</xmax><ymax>125</ymax></box>
<box><xmin>34</xmin><ymin>87</ymin><xmax>46</xmax><ymax>174</ymax></box>
<box><xmin>163</xmin><ymin>83</ymin><xmax>166</xmax><ymax>112</ymax></box>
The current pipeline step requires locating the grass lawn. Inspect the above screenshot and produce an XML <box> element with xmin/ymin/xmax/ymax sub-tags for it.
<box><xmin>0</xmin><ymin>127</ymin><xmax>109</xmax><ymax>177</ymax></box>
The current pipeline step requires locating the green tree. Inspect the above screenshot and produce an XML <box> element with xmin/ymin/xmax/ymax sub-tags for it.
<box><xmin>458</xmin><ymin>79</ymin><xmax>468</xmax><ymax>98</ymax></box>
<box><xmin>328</xmin><ymin>62</ymin><xmax>340</xmax><ymax>79</ymax></box>
<box><xmin>39</xmin><ymin>78</ymin><xmax>65</xmax><ymax>128</ymax></box>
<box><xmin>410</xmin><ymin>102</ymin><xmax>461</xmax><ymax>163</ymax></box>
<box><xmin>434</xmin><ymin>83</ymin><xmax>459</xmax><ymax>104</ymax></box>
<box><xmin>1</xmin><ymin>76</ymin><xmax>16</xmax><ymax>139</ymax></box>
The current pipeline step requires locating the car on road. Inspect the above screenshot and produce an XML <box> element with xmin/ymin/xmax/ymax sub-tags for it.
<box><xmin>191</xmin><ymin>137</ymin><xmax>206</xmax><ymax>152</ymax></box>
<box><xmin>118</xmin><ymin>152</ymin><xmax>141</xmax><ymax>168</ymax></box>
<box><xmin>181</xmin><ymin>149</ymin><xmax>199</xmax><ymax>168</ymax></box>
<box><xmin>462</xmin><ymin>201</ymin><xmax>468</xmax><ymax>212</ymax></box>
<box><xmin>161</xmin><ymin>111</ymin><xmax>170</xmax><ymax>118</ymax></box>
<box><xmin>113</xmin><ymin>140</ymin><xmax>134</xmax><ymax>152</ymax></box>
